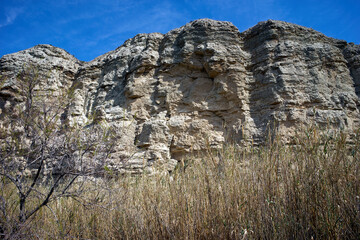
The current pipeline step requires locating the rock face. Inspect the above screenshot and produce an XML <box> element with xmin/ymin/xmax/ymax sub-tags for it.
<box><xmin>1</xmin><ymin>19</ymin><xmax>360</xmax><ymax>173</ymax></box>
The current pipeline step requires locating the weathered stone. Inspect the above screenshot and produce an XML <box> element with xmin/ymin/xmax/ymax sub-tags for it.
<box><xmin>1</xmin><ymin>19</ymin><xmax>359</xmax><ymax>173</ymax></box>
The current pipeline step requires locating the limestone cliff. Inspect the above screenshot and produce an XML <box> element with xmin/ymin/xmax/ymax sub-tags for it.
<box><xmin>1</xmin><ymin>19</ymin><xmax>359</xmax><ymax>173</ymax></box>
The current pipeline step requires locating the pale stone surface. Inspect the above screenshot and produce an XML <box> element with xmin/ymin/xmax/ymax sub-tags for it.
<box><xmin>1</xmin><ymin>19</ymin><xmax>359</xmax><ymax>173</ymax></box>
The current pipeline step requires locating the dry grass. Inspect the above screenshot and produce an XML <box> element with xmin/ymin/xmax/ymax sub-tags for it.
<box><xmin>2</xmin><ymin>126</ymin><xmax>360</xmax><ymax>239</ymax></box>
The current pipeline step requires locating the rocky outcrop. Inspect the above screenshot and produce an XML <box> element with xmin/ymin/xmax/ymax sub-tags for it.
<box><xmin>1</xmin><ymin>19</ymin><xmax>359</xmax><ymax>173</ymax></box>
<box><xmin>0</xmin><ymin>44</ymin><xmax>81</xmax><ymax>112</ymax></box>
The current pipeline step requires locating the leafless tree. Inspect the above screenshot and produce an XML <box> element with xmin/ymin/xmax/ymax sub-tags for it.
<box><xmin>0</xmin><ymin>66</ymin><xmax>117</xmax><ymax>239</ymax></box>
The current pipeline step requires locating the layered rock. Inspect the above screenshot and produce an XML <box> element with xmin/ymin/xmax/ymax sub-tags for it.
<box><xmin>0</xmin><ymin>44</ymin><xmax>81</xmax><ymax>113</ymax></box>
<box><xmin>1</xmin><ymin>19</ymin><xmax>359</xmax><ymax>173</ymax></box>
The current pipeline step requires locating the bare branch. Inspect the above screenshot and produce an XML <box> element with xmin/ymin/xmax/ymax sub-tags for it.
<box><xmin>25</xmin><ymin>173</ymin><xmax>65</xmax><ymax>220</ymax></box>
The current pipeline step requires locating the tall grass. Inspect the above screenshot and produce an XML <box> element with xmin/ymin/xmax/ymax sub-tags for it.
<box><xmin>2</xmin><ymin>127</ymin><xmax>360</xmax><ymax>239</ymax></box>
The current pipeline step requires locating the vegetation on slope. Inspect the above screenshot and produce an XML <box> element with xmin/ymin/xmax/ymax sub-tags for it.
<box><xmin>1</xmin><ymin>126</ymin><xmax>359</xmax><ymax>239</ymax></box>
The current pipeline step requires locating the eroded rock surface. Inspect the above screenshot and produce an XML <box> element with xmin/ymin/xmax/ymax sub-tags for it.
<box><xmin>1</xmin><ymin>19</ymin><xmax>359</xmax><ymax>173</ymax></box>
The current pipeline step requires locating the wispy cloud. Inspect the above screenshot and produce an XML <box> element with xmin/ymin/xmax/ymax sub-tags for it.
<box><xmin>0</xmin><ymin>7</ymin><xmax>23</xmax><ymax>28</ymax></box>
<box><xmin>74</xmin><ymin>1</ymin><xmax>187</xmax><ymax>48</ymax></box>
<box><xmin>103</xmin><ymin>1</ymin><xmax>186</xmax><ymax>38</ymax></box>
<box><xmin>57</xmin><ymin>0</ymin><xmax>145</xmax><ymax>25</ymax></box>
<box><xmin>63</xmin><ymin>0</ymin><xmax>188</xmax><ymax>61</ymax></box>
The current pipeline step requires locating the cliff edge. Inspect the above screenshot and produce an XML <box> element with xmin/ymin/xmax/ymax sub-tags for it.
<box><xmin>1</xmin><ymin>19</ymin><xmax>359</xmax><ymax>173</ymax></box>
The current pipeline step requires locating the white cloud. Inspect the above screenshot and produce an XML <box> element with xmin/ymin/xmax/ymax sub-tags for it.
<box><xmin>81</xmin><ymin>1</ymin><xmax>187</xmax><ymax>47</ymax></box>
<box><xmin>0</xmin><ymin>7</ymin><xmax>23</xmax><ymax>28</ymax></box>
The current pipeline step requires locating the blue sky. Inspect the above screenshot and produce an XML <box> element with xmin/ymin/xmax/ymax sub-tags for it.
<box><xmin>1</xmin><ymin>0</ymin><xmax>359</xmax><ymax>61</ymax></box>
